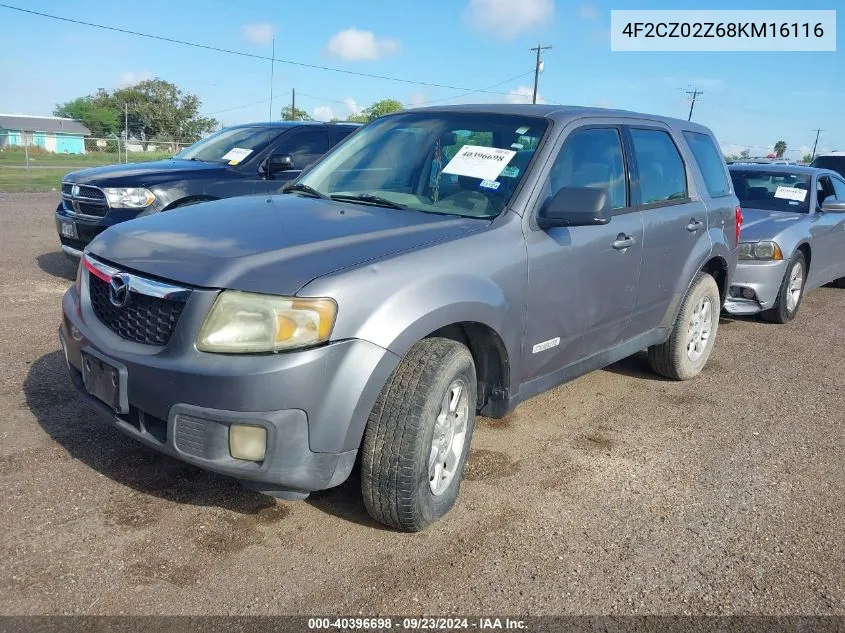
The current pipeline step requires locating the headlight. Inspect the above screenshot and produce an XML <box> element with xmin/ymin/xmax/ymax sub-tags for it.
<box><xmin>738</xmin><ymin>241</ymin><xmax>783</xmax><ymax>261</ymax></box>
<box><xmin>197</xmin><ymin>290</ymin><xmax>337</xmax><ymax>353</ymax></box>
<box><xmin>104</xmin><ymin>187</ymin><xmax>155</xmax><ymax>208</ymax></box>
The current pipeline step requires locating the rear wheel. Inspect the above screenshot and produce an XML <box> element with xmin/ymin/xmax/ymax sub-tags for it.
<box><xmin>648</xmin><ymin>272</ymin><xmax>720</xmax><ymax>381</ymax></box>
<box><xmin>361</xmin><ymin>337</ymin><xmax>477</xmax><ymax>532</ymax></box>
<box><xmin>761</xmin><ymin>251</ymin><xmax>806</xmax><ymax>324</ymax></box>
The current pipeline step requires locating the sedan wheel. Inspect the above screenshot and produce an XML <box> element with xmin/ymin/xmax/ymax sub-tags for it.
<box><xmin>762</xmin><ymin>251</ymin><xmax>806</xmax><ymax>324</ymax></box>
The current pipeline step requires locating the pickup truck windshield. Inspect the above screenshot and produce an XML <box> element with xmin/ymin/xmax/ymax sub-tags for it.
<box><xmin>730</xmin><ymin>170</ymin><xmax>811</xmax><ymax>213</ymax></box>
<box><xmin>175</xmin><ymin>126</ymin><xmax>282</xmax><ymax>164</ymax></box>
<box><xmin>297</xmin><ymin>112</ymin><xmax>548</xmax><ymax>218</ymax></box>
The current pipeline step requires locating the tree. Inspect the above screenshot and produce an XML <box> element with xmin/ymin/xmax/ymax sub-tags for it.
<box><xmin>740</xmin><ymin>149</ymin><xmax>750</xmax><ymax>159</ymax></box>
<box><xmin>53</xmin><ymin>95</ymin><xmax>120</xmax><ymax>137</ymax></box>
<box><xmin>803</xmin><ymin>153</ymin><xmax>813</xmax><ymax>164</ymax></box>
<box><xmin>346</xmin><ymin>98</ymin><xmax>404</xmax><ymax>123</ymax></box>
<box><xmin>773</xmin><ymin>140</ymin><xmax>787</xmax><ymax>158</ymax></box>
<box><xmin>280</xmin><ymin>105</ymin><xmax>312</xmax><ymax>121</ymax></box>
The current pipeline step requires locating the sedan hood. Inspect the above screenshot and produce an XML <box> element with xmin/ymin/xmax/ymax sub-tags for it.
<box><xmin>739</xmin><ymin>206</ymin><xmax>805</xmax><ymax>241</ymax></box>
<box><xmin>88</xmin><ymin>194</ymin><xmax>486</xmax><ymax>294</ymax></box>
<box><xmin>65</xmin><ymin>159</ymin><xmax>227</xmax><ymax>188</ymax></box>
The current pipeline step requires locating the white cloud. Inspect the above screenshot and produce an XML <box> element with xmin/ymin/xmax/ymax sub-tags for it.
<box><xmin>593</xmin><ymin>98</ymin><xmax>613</xmax><ymax>108</ymax></box>
<box><xmin>505</xmin><ymin>85</ymin><xmax>545</xmax><ymax>104</ymax></box>
<box><xmin>344</xmin><ymin>97</ymin><xmax>363</xmax><ymax>116</ymax></box>
<box><xmin>579</xmin><ymin>3</ymin><xmax>599</xmax><ymax>19</ymax></box>
<box><xmin>313</xmin><ymin>106</ymin><xmax>335</xmax><ymax>121</ymax></box>
<box><xmin>464</xmin><ymin>0</ymin><xmax>554</xmax><ymax>40</ymax></box>
<box><xmin>325</xmin><ymin>28</ymin><xmax>400</xmax><ymax>61</ymax></box>
<box><xmin>407</xmin><ymin>92</ymin><xmax>427</xmax><ymax>108</ymax></box>
<box><xmin>242</xmin><ymin>23</ymin><xmax>274</xmax><ymax>45</ymax></box>
<box><xmin>117</xmin><ymin>70</ymin><xmax>153</xmax><ymax>87</ymax></box>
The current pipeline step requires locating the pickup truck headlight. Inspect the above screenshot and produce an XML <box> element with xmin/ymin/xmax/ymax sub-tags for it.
<box><xmin>197</xmin><ymin>290</ymin><xmax>337</xmax><ymax>353</ymax></box>
<box><xmin>738</xmin><ymin>241</ymin><xmax>783</xmax><ymax>261</ymax></box>
<box><xmin>104</xmin><ymin>187</ymin><xmax>156</xmax><ymax>208</ymax></box>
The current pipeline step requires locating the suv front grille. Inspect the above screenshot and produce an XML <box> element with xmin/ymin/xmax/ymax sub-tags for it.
<box><xmin>62</xmin><ymin>182</ymin><xmax>109</xmax><ymax>217</ymax></box>
<box><xmin>89</xmin><ymin>274</ymin><xmax>187</xmax><ymax>346</ymax></box>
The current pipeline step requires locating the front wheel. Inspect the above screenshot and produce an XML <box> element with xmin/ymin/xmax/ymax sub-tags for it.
<box><xmin>648</xmin><ymin>272</ymin><xmax>720</xmax><ymax>381</ymax></box>
<box><xmin>361</xmin><ymin>337</ymin><xmax>477</xmax><ymax>532</ymax></box>
<box><xmin>761</xmin><ymin>251</ymin><xmax>806</xmax><ymax>324</ymax></box>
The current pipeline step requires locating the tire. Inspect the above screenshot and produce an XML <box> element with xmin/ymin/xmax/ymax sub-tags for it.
<box><xmin>361</xmin><ymin>337</ymin><xmax>477</xmax><ymax>532</ymax></box>
<box><xmin>761</xmin><ymin>251</ymin><xmax>806</xmax><ymax>324</ymax></box>
<box><xmin>832</xmin><ymin>278</ymin><xmax>845</xmax><ymax>289</ymax></box>
<box><xmin>648</xmin><ymin>272</ymin><xmax>720</xmax><ymax>381</ymax></box>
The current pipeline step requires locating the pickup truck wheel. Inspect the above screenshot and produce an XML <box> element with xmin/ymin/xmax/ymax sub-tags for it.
<box><xmin>361</xmin><ymin>337</ymin><xmax>477</xmax><ymax>532</ymax></box>
<box><xmin>648</xmin><ymin>272</ymin><xmax>720</xmax><ymax>381</ymax></box>
<box><xmin>761</xmin><ymin>251</ymin><xmax>806</xmax><ymax>324</ymax></box>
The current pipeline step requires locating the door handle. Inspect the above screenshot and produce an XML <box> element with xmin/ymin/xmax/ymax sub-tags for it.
<box><xmin>686</xmin><ymin>218</ymin><xmax>704</xmax><ymax>232</ymax></box>
<box><xmin>612</xmin><ymin>234</ymin><xmax>635</xmax><ymax>250</ymax></box>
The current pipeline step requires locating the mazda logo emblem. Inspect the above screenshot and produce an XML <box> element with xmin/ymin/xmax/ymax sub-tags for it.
<box><xmin>108</xmin><ymin>273</ymin><xmax>131</xmax><ymax>308</ymax></box>
<box><xmin>71</xmin><ymin>184</ymin><xmax>80</xmax><ymax>197</ymax></box>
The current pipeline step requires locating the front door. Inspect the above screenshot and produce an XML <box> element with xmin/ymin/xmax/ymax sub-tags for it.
<box><xmin>808</xmin><ymin>174</ymin><xmax>845</xmax><ymax>285</ymax></box>
<box><xmin>254</xmin><ymin>130</ymin><xmax>330</xmax><ymax>193</ymax></box>
<box><xmin>522</xmin><ymin>125</ymin><xmax>644</xmax><ymax>383</ymax></box>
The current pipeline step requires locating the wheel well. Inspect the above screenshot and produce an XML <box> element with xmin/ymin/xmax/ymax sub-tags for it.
<box><xmin>427</xmin><ymin>322</ymin><xmax>509</xmax><ymax>415</ymax></box>
<box><xmin>796</xmin><ymin>242</ymin><xmax>811</xmax><ymax>271</ymax></box>
<box><xmin>701</xmin><ymin>256</ymin><xmax>728</xmax><ymax>305</ymax></box>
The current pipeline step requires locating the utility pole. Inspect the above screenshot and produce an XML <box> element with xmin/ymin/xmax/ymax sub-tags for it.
<box><xmin>811</xmin><ymin>128</ymin><xmax>823</xmax><ymax>160</ymax></box>
<box><xmin>530</xmin><ymin>43</ymin><xmax>552</xmax><ymax>104</ymax></box>
<box><xmin>686</xmin><ymin>88</ymin><xmax>703</xmax><ymax>121</ymax></box>
<box><xmin>269</xmin><ymin>38</ymin><xmax>275</xmax><ymax>121</ymax></box>
<box><xmin>290</xmin><ymin>87</ymin><xmax>296</xmax><ymax>120</ymax></box>
<box><xmin>124</xmin><ymin>103</ymin><xmax>129</xmax><ymax>163</ymax></box>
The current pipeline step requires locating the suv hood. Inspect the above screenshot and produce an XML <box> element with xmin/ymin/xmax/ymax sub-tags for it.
<box><xmin>88</xmin><ymin>194</ymin><xmax>486</xmax><ymax>294</ymax></box>
<box><xmin>739</xmin><ymin>206</ymin><xmax>805</xmax><ymax>242</ymax></box>
<box><xmin>65</xmin><ymin>159</ymin><xmax>227</xmax><ymax>187</ymax></box>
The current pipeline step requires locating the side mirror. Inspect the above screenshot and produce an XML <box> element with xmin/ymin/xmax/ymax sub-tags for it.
<box><xmin>537</xmin><ymin>186</ymin><xmax>612</xmax><ymax>229</ymax></box>
<box><xmin>821</xmin><ymin>198</ymin><xmax>845</xmax><ymax>213</ymax></box>
<box><xmin>259</xmin><ymin>154</ymin><xmax>295</xmax><ymax>178</ymax></box>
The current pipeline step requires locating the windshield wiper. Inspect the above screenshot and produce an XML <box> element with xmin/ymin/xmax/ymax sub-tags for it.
<box><xmin>281</xmin><ymin>183</ymin><xmax>329</xmax><ymax>200</ymax></box>
<box><xmin>330</xmin><ymin>193</ymin><xmax>406</xmax><ymax>209</ymax></box>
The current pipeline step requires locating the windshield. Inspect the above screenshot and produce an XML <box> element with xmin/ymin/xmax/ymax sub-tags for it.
<box><xmin>296</xmin><ymin>112</ymin><xmax>549</xmax><ymax>218</ymax></box>
<box><xmin>810</xmin><ymin>155</ymin><xmax>845</xmax><ymax>178</ymax></box>
<box><xmin>730</xmin><ymin>170</ymin><xmax>811</xmax><ymax>213</ymax></box>
<box><xmin>175</xmin><ymin>126</ymin><xmax>283</xmax><ymax>164</ymax></box>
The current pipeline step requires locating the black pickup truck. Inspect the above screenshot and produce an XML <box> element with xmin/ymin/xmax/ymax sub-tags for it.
<box><xmin>56</xmin><ymin>121</ymin><xmax>360</xmax><ymax>257</ymax></box>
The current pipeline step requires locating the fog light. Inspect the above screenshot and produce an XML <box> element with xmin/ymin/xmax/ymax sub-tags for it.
<box><xmin>229</xmin><ymin>424</ymin><xmax>267</xmax><ymax>461</ymax></box>
<box><xmin>741</xmin><ymin>287</ymin><xmax>755</xmax><ymax>299</ymax></box>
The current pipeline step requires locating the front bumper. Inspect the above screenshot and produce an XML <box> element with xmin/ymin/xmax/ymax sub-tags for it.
<box><xmin>60</xmin><ymin>279</ymin><xmax>400</xmax><ymax>496</ymax></box>
<box><xmin>723</xmin><ymin>259</ymin><xmax>788</xmax><ymax>315</ymax></box>
<box><xmin>55</xmin><ymin>201</ymin><xmax>152</xmax><ymax>253</ymax></box>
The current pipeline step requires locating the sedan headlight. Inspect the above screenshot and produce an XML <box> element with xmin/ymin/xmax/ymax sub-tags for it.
<box><xmin>197</xmin><ymin>291</ymin><xmax>337</xmax><ymax>353</ymax></box>
<box><xmin>104</xmin><ymin>187</ymin><xmax>156</xmax><ymax>208</ymax></box>
<box><xmin>738</xmin><ymin>241</ymin><xmax>783</xmax><ymax>261</ymax></box>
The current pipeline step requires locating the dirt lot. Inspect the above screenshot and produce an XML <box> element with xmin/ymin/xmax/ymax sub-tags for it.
<box><xmin>0</xmin><ymin>192</ymin><xmax>842</xmax><ymax>616</ymax></box>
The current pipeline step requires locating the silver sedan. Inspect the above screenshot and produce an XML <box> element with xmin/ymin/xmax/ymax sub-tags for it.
<box><xmin>724</xmin><ymin>164</ymin><xmax>845</xmax><ymax>323</ymax></box>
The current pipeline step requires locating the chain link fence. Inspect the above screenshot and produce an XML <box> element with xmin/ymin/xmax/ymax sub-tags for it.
<box><xmin>0</xmin><ymin>132</ymin><xmax>194</xmax><ymax>192</ymax></box>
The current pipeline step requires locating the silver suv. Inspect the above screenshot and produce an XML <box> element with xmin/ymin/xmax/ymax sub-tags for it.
<box><xmin>60</xmin><ymin>105</ymin><xmax>740</xmax><ymax>531</ymax></box>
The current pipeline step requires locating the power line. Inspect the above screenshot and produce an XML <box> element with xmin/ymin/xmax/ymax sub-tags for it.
<box><xmin>685</xmin><ymin>88</ymin><xmax>703</xmax><ymax>121</ymax></box>
<box><xmin>0</xmin><ymin>3</ymin><xmax>518</xmax><ymax>96</ymax></box>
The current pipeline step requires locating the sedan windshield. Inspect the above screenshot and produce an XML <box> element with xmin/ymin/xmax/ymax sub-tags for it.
<box><xmin>296</xmin><ymin>112</ymin><xmax>549</xmax><ymax>218</ymax></box>
<box><xmin>730</xmin><ymin>170</ymin><xmax>812</xmax><ymax>213</ymax></box>
<box><xmin>175</xmin><ymin>126</ymin><xmax>282</xmax><ymax>164</ymax></box>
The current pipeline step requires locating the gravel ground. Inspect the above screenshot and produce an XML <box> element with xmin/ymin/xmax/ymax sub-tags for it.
<box><xmin>0</xmin><ymin>192</ymin><xmax>842</xmax><ymax>616</ymax></box>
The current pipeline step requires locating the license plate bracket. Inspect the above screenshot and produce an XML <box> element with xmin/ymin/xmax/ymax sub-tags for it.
<box><xmin>81</xmin><ymin>349</ymin><xmax>128</xmax><ymax>414</ymax></box>
<box><xmin>61</xmin><ymin>221</ymin><xmax>77</xmax><ymax>239</ymax></box>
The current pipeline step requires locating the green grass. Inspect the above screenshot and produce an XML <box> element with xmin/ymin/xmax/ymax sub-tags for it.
<box><xmin>0</xmin><ymin>149</ymin><xmax>178</xmax><ymax>192</ymax></box>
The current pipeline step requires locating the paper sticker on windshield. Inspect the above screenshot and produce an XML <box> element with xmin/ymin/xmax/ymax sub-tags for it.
<box><xmin>501</xmin><ymin>166</ymin><xmax>520</xmax><ymax>178</ymax></box>
<box><xmin>442</xmin><ymin>145</ymin><xmax>517</xmax><ymax>181</ymax></box>
<box><xmin>479</xmin><ymin>179</ymin><xmax>501</xmax><ymax>190</ymax></box>
<box><xmin>515</xmin><ymin>126</ymin><xmax>530</xmax><ymax>135</ymax></box>
<box><xmin>511</xmin><ymin>143</ymin><xmax>524</xmax><ymax>150</ymax></box>
<box><xmin>774</xmin><ymin>186</ymin><xmax>807</xmax><ymax>202</ymax></box>
<box><xmin>221</xmin><ymin>147</ymin><xmax>253</xmax><ymax>165</ymax></box>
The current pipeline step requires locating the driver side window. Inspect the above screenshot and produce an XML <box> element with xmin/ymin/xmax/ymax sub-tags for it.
<box><xmin>817</xmin><ymin>176</ymin><xmax>836</xmax><ymax>207</ymax></box>
<box><xmin>543</xmin><ymin>127</ymin><xmax>628</xmax><ymax>210</ymax></box>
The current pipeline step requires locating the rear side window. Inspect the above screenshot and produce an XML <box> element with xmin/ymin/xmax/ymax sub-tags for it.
<box><xmin>630</xmin><ymin>128</ymin><xmax>688</xmax><ymax>205</ymax></box>
<box><xmin>683</xmin><ymin>131</ymin><xmax>731</xmax><ymax>197</ymax></box>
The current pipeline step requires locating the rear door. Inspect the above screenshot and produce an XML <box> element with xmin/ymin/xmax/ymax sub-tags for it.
<box><xmin>521</xmin><ymin>123</ymin><xmax>644</xmax><ymax>382</ymax></box>
<box><xmin>624</xmin><ymin>125</ymin><xmax>711</xmax><ymax>336</ymax></box>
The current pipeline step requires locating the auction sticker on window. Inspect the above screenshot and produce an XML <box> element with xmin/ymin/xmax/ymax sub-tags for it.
<box><xmin>221</xmin><ymin>147</ymin><xmax>253</xmax><ymax>165</ymax></box>
<box><xmin>442</xmin><ymin>145</ymin><xmax>517</xmax><ymax>181</ymax></box>
<box><xmin>774</xmin><ymin>186</ymin><xmax>807</xmax><ymax>202</ymax></box>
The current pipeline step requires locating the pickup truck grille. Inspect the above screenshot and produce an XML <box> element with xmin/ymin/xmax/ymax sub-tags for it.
<box><xmin>88</xmin><ymin>273</ymin><xmax>187</xmax><ymax>346</ymax></box>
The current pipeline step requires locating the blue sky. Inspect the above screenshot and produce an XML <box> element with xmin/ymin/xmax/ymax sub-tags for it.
<box><xmin>0</xmin><ymin>0</ymin><xmax>841</xmax><ymax>157</ymax></box>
